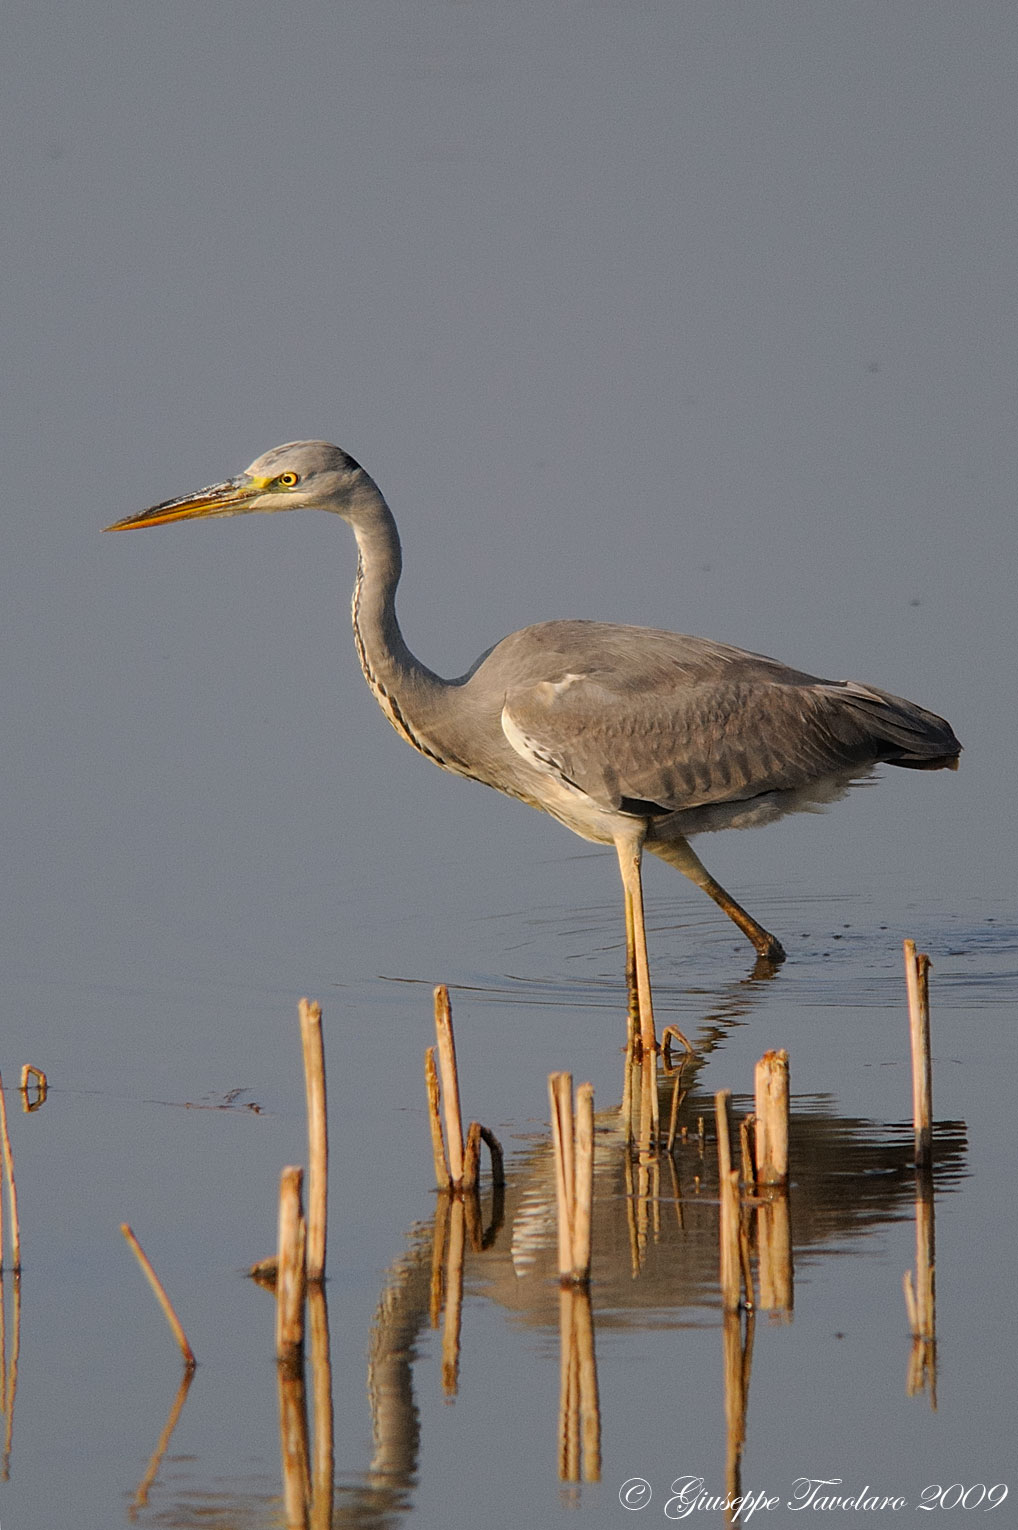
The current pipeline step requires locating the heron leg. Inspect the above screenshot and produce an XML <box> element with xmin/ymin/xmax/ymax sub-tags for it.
<box><xmin>659</xmin><ymin>837</ymin><xmax>786</xmax><ymax>962</ymax></box>
<box><xmin>614</xmin><ymin>830</ymin><xmax>658</xmax><ymax>1057</ymax></box>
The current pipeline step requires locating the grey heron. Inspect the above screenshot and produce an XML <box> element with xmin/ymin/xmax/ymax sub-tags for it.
<box><xmin>105</xmin><ymin>440</ymin><xmax>961</xmax><ymax>1051</ymax></box>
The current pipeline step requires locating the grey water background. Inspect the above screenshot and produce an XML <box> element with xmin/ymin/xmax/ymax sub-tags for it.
<box><xmin>2</xmin><ymin>2</ymin><xmax>1016</xmax><ymax>1524</ymax></box>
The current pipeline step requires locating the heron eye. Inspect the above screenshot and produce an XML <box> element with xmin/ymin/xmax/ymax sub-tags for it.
<box><xmin>277</xmin><ymin>471</ymin><xmax>300</xmax><ymax>488</ymax></box>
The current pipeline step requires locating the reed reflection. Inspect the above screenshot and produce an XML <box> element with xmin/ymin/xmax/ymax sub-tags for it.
<box><xmin>345</xmin><ymin>1054</ymin><xmax>965</xmax><ymax>1521</ymax></box>
<box><xmin>117</xmin><ymin>992</ymin><xmax>966</xmax><ymax>1527</ymax></box>
<box><xmin>0</xmin><ymin>1272</ymin><xmax>20</xmax><ymax>1482</ymax></box>
<box><xmin>904</xmin><ymin>1167</ymin><xmax>937</xmax><ymax>1407</ymax></box>
<box><xmin>558</xmin><ymin>1285</ymin><xmax>601</xmax><ymax>1484</ymax></box>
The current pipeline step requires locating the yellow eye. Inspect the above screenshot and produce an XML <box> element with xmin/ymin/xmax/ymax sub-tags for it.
<box><xmin>277</xmin><ymin>471</ymin><xmax>299</xmax><ymax>488</ymax></box>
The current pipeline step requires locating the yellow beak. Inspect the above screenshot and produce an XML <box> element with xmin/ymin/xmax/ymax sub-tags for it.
<box><xmin>103</xmin><ymin>475</ymin><xmax>265</xmax><ymax>531</ymax></box>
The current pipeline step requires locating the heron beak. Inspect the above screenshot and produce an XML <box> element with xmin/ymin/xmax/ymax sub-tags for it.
<box><xmin>103</xmin><ymin>474</ymin><xmax>268</xmax><ymax>531</ymax></box>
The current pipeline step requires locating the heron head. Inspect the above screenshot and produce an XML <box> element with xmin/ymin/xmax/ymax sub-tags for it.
<box><xmin>103</xmin><ymin>440</ymin><xmax>364</xmax><ymax>531</ymax></box>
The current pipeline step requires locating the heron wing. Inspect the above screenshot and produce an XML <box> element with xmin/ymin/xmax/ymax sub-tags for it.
<box><xmin>499</xmin><ymin>634</ymin><xmax>957</xmax><ymax>816</ymax></box>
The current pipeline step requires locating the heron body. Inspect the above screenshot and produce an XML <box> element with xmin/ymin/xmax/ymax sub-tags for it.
<box><xmin>106</xmin><ymin>441</ymin><xmax>961</xmax><ymax>1050</ymax></box>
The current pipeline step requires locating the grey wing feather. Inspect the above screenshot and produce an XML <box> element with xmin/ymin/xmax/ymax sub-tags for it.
<box><xmin>496</xmin><ymin>623</ymin><xmax>959</xmax><ymax>816</ymax></box>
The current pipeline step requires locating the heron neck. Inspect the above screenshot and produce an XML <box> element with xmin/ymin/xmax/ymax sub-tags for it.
<box><xmin>345</xmin><ymin>483</ymin><xmax>444</xmax><ymax>713</ymax></box>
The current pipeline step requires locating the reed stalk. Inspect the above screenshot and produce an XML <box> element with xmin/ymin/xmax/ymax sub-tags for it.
<box><xmin>433</xmin><ymin>986</ymin><xmax>465</xmax><ymax>1185</ymax></box>
<box><xmin>461</xmin><ymin>1120</ymin><xmax>482</xmax><ymax>1192</ymax></box>
<box><xmin>572</xmin><ymin>1083</ymin><xmax>595</xmax><ymax>1282</ymax></box>
<box><xmin>904</xmin><ymin>940</ymin><xmax>933</xmax><ymax>1170</ymax></box>
<box><xmin>549</xmin><ymin>1073</ymin><xmax>575</xmax><ymax>1279</ymax></box>
<box><xmin>661</xmin><ymin>1023</ymin><xmax>693</xmax><ymax>1065</ymax></box>
<box><xmin>19</xmin><ymin>1065</ymin><xmax>47</xmax><ymax>1111</ymax></box>
<box><xmin>0</xmin><ymin>1073</ymin><xmax>19</xmax><ymax>1271</ymax></box>
<box><xmin>424</xmin><ymin>1047</ymin><xmax>450</xmax><ymax>1188</ymax></box>
<box><xmin>715</xmin><ymin>1091</ymin><xmax>742</xmax><ymax>1309</ymax></box>
<box><xmin>753</xmin><ymin>1051</ymin><xmax>789</xmax><ymax>1185</ymax></box>
<box><xmin>714</xmin><ymin>1088</ymin><xmax>733</xmax><ymax>1178</ymax></box>
<box><xmin>719</xmin><ymin>1167</ymin><xmax>742</xmax><ymax>1311</ymax></box>
<box><xmin>298</xmin><ymin>1000</ymin><xmax>328</xmax><ymax>1284</ymax></box>
<box><xmin>549</xmin><ymin>1073</ymin><xmax>595</xmax><ymax>1284</ymax></box>
<box><xmin>120</xmin><ymin>1224</ymin><xmax>196</xmax><ymax>1369</ymax></box>
<box><xmin>478</xmin><ymin>1124</ymin><xmax>506</xmax><ymax>1187</ymax></box>
<box><xmin>275</xmin><ymin>1166</ymin><xmax>306</xmax><ymax>1368</ymax></box>
<box><xmin>739</xmin><ymin>1116</ymin><xmax>756</xmax><ymax>1189</ymax></box>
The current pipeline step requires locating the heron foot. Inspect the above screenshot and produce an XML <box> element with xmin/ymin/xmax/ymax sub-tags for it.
<box><xmin>752</xmin><ymin>933</ymin><xmax>786</xmax><ymax>963</ymax></box>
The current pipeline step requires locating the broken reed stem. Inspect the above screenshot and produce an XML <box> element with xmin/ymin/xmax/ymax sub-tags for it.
<box><xmin>549</xmin><ymin>1074</ymin><xmax>575</xmax><ymax>1279</ymax></box>
<box><xmin>660</xmin><ymin>1023</ymin><xmax>694</xmax><ymax>1065</ymax></box>
<box><xmin>0</xmin><ymin>1073</ymin><xmax>20</xmax><ymax>1272</ymax></box>
<box><xmin>298</xmin><ymin>999</ymin><xmax>328</xmax><ymax>1284</ymax></box>
<box><xmin>714</xmin><ymin>1092</ymin><xmax>742</xmax><ymax>1309</ymax></box>
<box><xmin>425</xmin><ymin>1047</ymin><xmax>451</xmax><ymax>1188</ymax></box>
<box><xmin>120</xmin><ymin>1224</ymin><xmax>196</xmax><ymax>1369</ymax></box>
<box><xmin>460</xmin><ymin>1119</ymin><xmax>507</xmax><ymax>1196</ymax></box>
<box><xmin>719</xmin><ymin>1168</ymin><xmax>743</xmax><ymax>1311</ymax></box>
<box><xmin>572</xmin><ymin>1084</ymin><xmax>595</xmax><ymax>1283</ymax></box>
<box><xmin>427</xmin><ymin>996</ymin><xmax>504</xmax><ymax>1194</ymax></box>
<box><xmin>275</xmin><ymin>1166</ymin><xmax>306</xmax><ymax>1367</ymax></box>
<box><xmin>461</xmin><ymin>1121</ymin><xmax>482</xmax><ymax>1192</ymax></box>
<box><xmin>714</xmin><ymin>1089</ymin><xmax>733</xmax><ymax>1179</ymax></box>
<box><xmin>549</xmin><ymin>1074</ymin><xmax>595</xmax><ymax>1283</ymax></box>
<box><xmin>739</xmin><ymin>1116</ymin><xmax>756</xmax><ymax>1190</ymax></box>
<box><xmin>433</xmin><ymin>986</ymin><xmax>465</xmax><ymax>1186</ymax></box>
<box><xmin>753</xmin><ymin>1050</ymin><xmax>789</xmax><ymax>1185</ymax></box>
<box><xmin>904</xmin><ymin>941</ymin><xmax>933</xmax><ymax>1171</ymax></box>
<box><xmin>478</xmin><ymin>1124</ymin><xmax>506</xmax><ymax>1187</ymax></box>
<box><xmin>19</xmin><ymin>1065</ymin><xmax>47</xmax><ymax>1111</ymax></box>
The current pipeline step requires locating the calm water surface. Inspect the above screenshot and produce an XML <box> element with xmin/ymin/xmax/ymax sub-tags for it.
<box><xmin>2</xmin><ymin>872</ymin><xmax>1014</xmax><ymax>1528</ymax></box>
